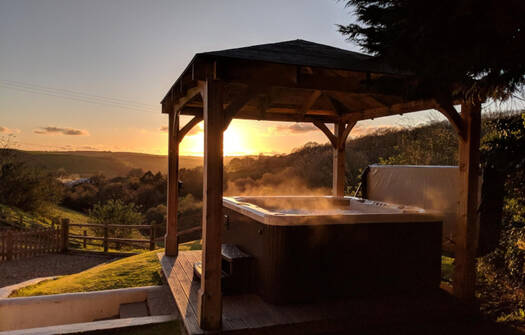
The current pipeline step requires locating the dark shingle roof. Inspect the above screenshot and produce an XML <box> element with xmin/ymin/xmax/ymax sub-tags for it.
<box><xmin>197</xmin><ymin>39</ymin><xmax>405</xmax><ymax>75</ymax></box>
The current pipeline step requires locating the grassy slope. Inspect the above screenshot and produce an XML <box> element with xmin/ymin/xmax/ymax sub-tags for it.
<box><xmin>10</xmin><ymin>241</ymin><xmax>202</xmax><ymax>297</ymax></box>
<box><xmin>0</xmin><ymin>204</ymin><xmax>51</xmax><ymax>229</ymax></box>
<box><xmin>10</xmin><ymin>250</ymin><xmax>163</xmax><ymax>297</ymax></box>
<box><xmin>0</xmin><ymin>204</ymin><xmax>92</xmax><ymax>231</ymax></box>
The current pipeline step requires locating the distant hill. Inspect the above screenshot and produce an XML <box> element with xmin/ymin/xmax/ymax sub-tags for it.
<box><xmin>7</xmin><ymin>150</ymin><xmax>206</xmax><ymax>177</ymax></box>
<box><xmin>5</xmin><ymin>150</ymin><xmax>244</xmax><ymax>177</ymax></box>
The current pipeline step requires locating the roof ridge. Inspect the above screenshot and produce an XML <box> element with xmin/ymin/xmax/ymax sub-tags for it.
<box><xmin>198</xmin><ymin>39</ymin><xmax>371</xmax><ymax>59</ymax></box>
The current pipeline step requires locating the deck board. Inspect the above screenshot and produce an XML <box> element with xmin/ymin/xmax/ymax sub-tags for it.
<box><xmin>158</xmin><ymin>251</ymin><xmax>510</xmax><ymax>335</ymax></box>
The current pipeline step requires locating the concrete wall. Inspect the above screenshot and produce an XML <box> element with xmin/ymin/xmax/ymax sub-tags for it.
<box><xmin>0</xmin><ymin>286</ymin><xmax>162</xmax><ymax>331</ymax></box>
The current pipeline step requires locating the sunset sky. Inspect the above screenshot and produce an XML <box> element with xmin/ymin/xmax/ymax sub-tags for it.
<box><xmin>1</xmin><ymin>0</ymin><xmax>511</xmax><ymax>156</ymax></box>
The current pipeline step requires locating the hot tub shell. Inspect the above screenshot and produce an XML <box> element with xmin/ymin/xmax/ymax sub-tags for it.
<box><xmin>222</xmin><ymin>196</ymin><xmax>443</xmax><ymax>304</ymax></box>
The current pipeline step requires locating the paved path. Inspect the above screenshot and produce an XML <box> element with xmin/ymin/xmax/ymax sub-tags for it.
<box><xmin>0</xmin><ymin>276</ymin><xmax>55</xmax><ymax>298</ymax></box>
<box><xmin>0</xmin><ymin>254</ymin><xmax>116</xmax><ymax>288</ymax></box>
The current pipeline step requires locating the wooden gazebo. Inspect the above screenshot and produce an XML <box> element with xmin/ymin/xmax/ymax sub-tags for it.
<box><xmin>160</xmin><ymin>40</ymin><xmax>481</xmax><ymax>331</ymax></box>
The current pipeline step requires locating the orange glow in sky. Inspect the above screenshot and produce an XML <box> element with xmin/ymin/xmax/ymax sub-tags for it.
<box><xmin>179</xmin><ymin>121</ymin><xmax>261</xmax><ymax>156</ymax></box>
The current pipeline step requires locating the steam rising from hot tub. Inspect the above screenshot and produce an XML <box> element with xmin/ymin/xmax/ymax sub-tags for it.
<box><xmin>224</xmin><ymin>167</ymin><xmax>330</xmax><ymax>196</ymax></box>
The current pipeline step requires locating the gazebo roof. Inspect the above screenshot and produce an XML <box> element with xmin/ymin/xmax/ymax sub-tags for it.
<box><xmin>197</xmin><ymin>39</ymin><xmax>406</xmax><ymax>75</ymax></box>
<box><xmin>161</xmin><ymin>39</ymin><xmax>442</xmax><ymax>125</ymax></box>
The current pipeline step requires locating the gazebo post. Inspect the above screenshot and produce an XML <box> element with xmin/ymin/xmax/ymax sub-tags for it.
<box><xmin>165</xmin><ymin>110</ymin><xmax>180</xmax><ymax>257</ymax></box>
<box><xmin>333</xmin><ymin>121</ymin><xmax>346</xmax><ymax>197</ymax></box>
<box><xmin>453</xmin><ymin>101</ymin><xmax>481</xmax><ymax>300</ymax></box>
<box><xmin>198</xmin><ymin>77</ymin><xmax>224</xmax><ymax>330</ymax></box>
<box><xmin>314</xmin><ymin>120</ymin><xmax>355</xmax><ymax>197</ymax></box>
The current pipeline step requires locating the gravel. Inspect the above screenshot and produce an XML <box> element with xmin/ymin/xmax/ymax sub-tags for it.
<box><xmin>0</xmin><ymin>253</ymin><xmax>118</xmax><ymax>288</ymax></box>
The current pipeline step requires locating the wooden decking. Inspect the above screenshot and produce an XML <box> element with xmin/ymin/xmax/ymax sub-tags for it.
<box><xmin>158</xmin><ymin>250</ymin><xmax>522</xmax><ymax>335</ymax></box>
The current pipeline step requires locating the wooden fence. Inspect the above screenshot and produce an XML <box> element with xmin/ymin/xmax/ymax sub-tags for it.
<box><xmin>68</xmin><ymin>222</ymin><xmax>202</xmax><ymax>253</ymax></box>
<box><xmin>0</xmin><ymin>219</ymin><xmax>68</xmax><ymax>261</ymax></box>
<box><xmin>0</xmin><ymin>213</ymin><xmax>203</xmax><ymax>259</ymax></box>
<box><xmin>68</xmin><ymin>222</ymin><xmax>163</xmax><ymax>252</ymax></box>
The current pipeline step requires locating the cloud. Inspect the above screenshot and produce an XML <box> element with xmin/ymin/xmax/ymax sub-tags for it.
<box><xmin>33</xmin><ymin>126</ymin><xmax>89</xmax><ymax>136</ymax></box>
<box><xmin>276</xmin><ymin>123</ymin><xmax>318</xmax><ymax>134</ymax></box>
<box><xmin>160</xmin><ymin>125</ymin><xmax>202</xmax><ymax>136</ymax></box>
<box><xmin>0</xmin><ymin>126</ymin><xmax>21</xmax><ymax>134</ymax></box>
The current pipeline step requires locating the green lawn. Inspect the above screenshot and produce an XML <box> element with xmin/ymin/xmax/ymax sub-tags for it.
<box><xmin>10</xmin><ymin>250</ymin><xmax>163</xmax><ymax>297</ymax></box>
<box><xmin>9</xmin><ymin>240</ymin><xmax>202</xmax><ymax>297</ymax></box>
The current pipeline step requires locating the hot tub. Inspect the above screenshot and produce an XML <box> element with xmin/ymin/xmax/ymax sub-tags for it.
<box><xmin>222</xmin><ymin>196</ymin><xmax>443</xmax><ymax>304</ymax></box>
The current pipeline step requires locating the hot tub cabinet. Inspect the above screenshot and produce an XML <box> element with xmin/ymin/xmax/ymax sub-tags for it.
<box><xmin>222</xmin><ymin>196</ymin><xmax>443</xmax><ymax>305</ymax></box>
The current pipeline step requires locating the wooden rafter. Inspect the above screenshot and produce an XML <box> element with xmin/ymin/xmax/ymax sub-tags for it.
<box><xmin>223</xmin><ymin>86</ymin><xmax>263</xmax><ymax>129</ymax></box>
<box><xmin>297</xmin><ymin>90</ymin><xmax>321</xmax><ymax>120</ymax></box>
<box><xmin>325</xmin><ymin>94</ymin><xmax>360</xmax><ymax>119</ymax></box>
<box><xmin>172</xmin><ymin>82</ymin><xmax>205</xmax><ymax>113</ymax></box>
<box><xmin>341</xmin><ymin>99</ymin><xmax>437</xmax><ymax>122</ymax></box>
<box><xmin>178</xmin><ymin>115</ymin><xmax>203</xmax><ymax>143</ymax></box>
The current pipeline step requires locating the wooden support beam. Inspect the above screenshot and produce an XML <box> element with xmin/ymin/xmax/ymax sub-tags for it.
<box><xmin>453</xmin><ymin>101</ymin><xmax>481</xmax><ymax>301</ymax></box>
<box><xmin>341</xmin><ymin>99</ymin><xmax>437</xmax><ymax>122</ymax></box>
<box><xmin>313</xmin><ymin>121</ymin><xmax>337</xmax><ymax>148</ymax></box>
<box><xmin>339</xmin><ymin>120</ymin><xmax>357</xmax><ymax>150</ymax></box>
<box><xmin>198</xmin><ymin>78</ymin><xmax>224</xmax><ymax>331</ymax></box>
<box><xmin>297</xmin><ymin>90</ymin><xmax>321</xmax><ymax>120</ymax></box>
<box><xmin>313</xmin><ymin>119</ymin><xmax>355</xmax><ymax>197</ymax></box>
<box><xmin>332</xmin><ymin>121</ymin><xmax>356</xmax><ymax>197</ymax></box>
<box><xmin>181</xmin><ymin>106</ymin><xmax>339</xmax><ymax>123</ymax></box>
<box><xmin>165</xmin><ymin>111</ymin><xmax>179</xmax><ymax>257</ymax></box>
<box><xmin>223</xmin><ymin>86</ymin><xmax>262</xmax><ymax>130</ymax></box>
<box><xmin>436</xmin><ymin>100</ymin><xmax>466</xmax><ymax>140</ymax></box>
<box><xmin>333</xmin><ymin>122</ymin><xmax>345</xmax><ymax>197</ymax></box>
<box><xmin>178</xmin><ymin>116</ymin><xmax>203</xmax><ymax>143</ymax></box>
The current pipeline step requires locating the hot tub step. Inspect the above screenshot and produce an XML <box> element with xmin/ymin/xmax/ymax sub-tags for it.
<box><xmin>221</xmin><ymin>243</ymin><xmax>252</xmax><ymax>262</ymax></box>
<box><xmin>193</xmin><ymin>261</ymin><xmax>228</xmax><ymax>280</ymax></box>
<box><xmin>193</xmin><ymin>244</ymin><xmax>254</xmax><ymax>295</ymax></box>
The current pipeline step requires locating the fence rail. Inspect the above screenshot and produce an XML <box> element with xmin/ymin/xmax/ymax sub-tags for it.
<box><xmin>0</xmin><ymin>212</ymin><xmax>203</xmax><ymax>260</ymax></box>
<box><xmin>68</xmin><ymin>221</ymin><xmax>162</xmax><ymax>252</ymax></box>
<box><xmin>0</xmin><ymin>220</ymin><xmax>67</xmax><ymax>261</ymax></box>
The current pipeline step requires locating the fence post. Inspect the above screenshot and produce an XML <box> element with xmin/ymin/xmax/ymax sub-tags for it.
<box><xmin>103</xmin><ymin>221</ymin><xmax>109</xmax><ymax>253</ymax></box>
<box><xmin>61</xmin><ymin>218</ymin><xmax>69</xmax><ymax>253</ymax></box>
<box><xmin>150</xmin><ymin>224</ymin><xmax>156</xmax><ymax>251</ymax></box>
<box><xmin>6</xmin><ymin>231</ymin><xmax>13</xmax><ymax>261</ymax></box>
<box><xmin>83</xmin><ymin>230</ymin><xmax>87</xmax><ymax>249</ymax></box>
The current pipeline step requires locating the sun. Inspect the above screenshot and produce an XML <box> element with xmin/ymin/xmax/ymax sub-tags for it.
<box><xmin>178</xmin><ymin>120</ymin><xmax>257</xmax><ymax>156</ymax></box>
